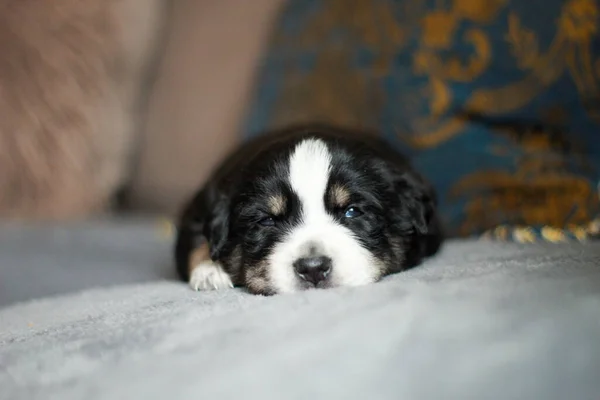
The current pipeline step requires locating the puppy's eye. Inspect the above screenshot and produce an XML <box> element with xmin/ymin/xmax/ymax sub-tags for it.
<box><xmin>257</xmin><ymin>217</ymin><xmax>275</xmax><ymax>227</ymax></box>
<box><xmin>344</xmin><ymin>206</ymin><xmax>363</xmax><ymax>219</ymax></box>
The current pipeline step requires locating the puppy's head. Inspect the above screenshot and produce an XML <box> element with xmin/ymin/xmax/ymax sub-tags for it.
<box><xmin>212</xmin><ymin>136</ymin><xmax>439</xmax><ymax>295</ymax></box>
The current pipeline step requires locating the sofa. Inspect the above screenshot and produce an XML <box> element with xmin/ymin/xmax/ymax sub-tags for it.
<box><xmin>1</xmin><ymin>219</ymin><xmax>600</xmax><ymax>399</ymax></box>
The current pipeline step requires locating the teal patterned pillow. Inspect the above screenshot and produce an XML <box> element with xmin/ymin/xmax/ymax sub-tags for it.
<box><xmin>242</xmin><ymin>0</ymin><xmax>600</xmax><ymax>238</ymax></box>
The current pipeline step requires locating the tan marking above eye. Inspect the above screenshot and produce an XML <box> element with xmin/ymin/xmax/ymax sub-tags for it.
<box><xmin>330</xmin><ymin>184</ymin><xmax>351</xmax><ymax>208</ymax></box>
<box><xmin>268</xmin><ymin>194</ymin><xmax>287</xmax><ymax>216</ymax></box>
<box><xmin>189</xmin><ymin>242</ymin><xmax>210</xmax><ymax>274</ymax></box>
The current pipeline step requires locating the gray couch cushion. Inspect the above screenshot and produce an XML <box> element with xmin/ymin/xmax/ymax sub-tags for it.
<box><xmin>1</xmin><ymin>221</ymin><xmax>600</xmax><ymax>399</ymax></box>
<box><xmin>0</xmin><ymin>219</ymin><xmax>175</xmax><ymax>307</ymax></box>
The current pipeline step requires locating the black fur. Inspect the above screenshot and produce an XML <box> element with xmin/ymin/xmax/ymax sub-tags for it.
<box><xmin>175</xmin><ymin>124</ymin><xmax>443</xmax><ymax>294</ymax></box>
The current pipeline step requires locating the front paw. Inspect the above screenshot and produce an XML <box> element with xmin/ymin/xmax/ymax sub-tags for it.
<box><xmin>189</xmin><ymin>261</ymin><xmax>234</xmax><ymax>291</ymax></box>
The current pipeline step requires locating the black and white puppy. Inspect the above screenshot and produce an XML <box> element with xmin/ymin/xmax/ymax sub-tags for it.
<box><xmin>175</xmin><ymin>124</ymin><xmax>442</xmax><ymax>295</ymax></box>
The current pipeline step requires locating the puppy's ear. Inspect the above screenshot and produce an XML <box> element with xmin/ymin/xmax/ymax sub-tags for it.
<box><xmin>174</xmin><ymin>195</ymin><xmax>206</xmax><ymax>282</ymax></box>
<box><xmin>392</xmin><ymin>170</ymin><xmax>443</xmax><ymax>265</ymax></box>
<box><xmin>394</xmin><ymin>171</ymin><xmax>436</xmax><ymax>235</ymax></box>
<box><xmin>195</xmin><ymin>185</ymin><xmax>232</xmax><ymax>261</ymax></box>
<box><xmin>174</xmin><ymin>188</ymin><xmax>231</xmax><ymax>281</ymax></box>
<box><xmin>204</xmin><ymin>192</ymin><xmax>231</xmax><ymax>261</ymax></box>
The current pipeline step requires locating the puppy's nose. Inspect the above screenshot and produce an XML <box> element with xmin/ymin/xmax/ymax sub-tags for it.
<box><xmin>293</xmin><ymin>256</ymin><xmax>332</xmax><ymax>285</ymax></box>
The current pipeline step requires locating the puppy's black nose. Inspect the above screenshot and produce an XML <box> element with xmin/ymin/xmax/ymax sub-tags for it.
<box><xmin>293</xmin><ymin>256</ymin><xmax>332</xmax><ymax>285</ymax></box>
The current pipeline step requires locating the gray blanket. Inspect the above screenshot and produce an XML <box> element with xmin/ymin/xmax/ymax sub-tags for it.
<box><xmin>1</xmin><ymin>220</ymin><xmax>600</xmax><ymax>399</ymax></box>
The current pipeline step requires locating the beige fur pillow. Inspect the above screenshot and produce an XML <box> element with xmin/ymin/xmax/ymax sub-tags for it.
<box><xmin>0</xmin><ymin>0</ymin><xmax>164</xmax><ymax>219</ymax></box>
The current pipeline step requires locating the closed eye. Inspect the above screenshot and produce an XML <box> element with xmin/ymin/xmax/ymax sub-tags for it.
<box><xmin>257</xmin><ymin>216</ymin><xmax>276</xmax><ymax>227</ymax></box>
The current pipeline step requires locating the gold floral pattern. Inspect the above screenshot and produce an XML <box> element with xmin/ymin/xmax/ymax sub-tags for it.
<box><xmin>559</xmin><ymin>0</ymin><xmax>598</xmax><ymax>41</ymax></box>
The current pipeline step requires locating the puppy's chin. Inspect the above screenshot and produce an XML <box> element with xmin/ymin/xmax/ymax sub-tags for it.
<box><xmin>243</xmin><ymin>261</ymin><xmax>276</xmax><ymax>296</ymax></box>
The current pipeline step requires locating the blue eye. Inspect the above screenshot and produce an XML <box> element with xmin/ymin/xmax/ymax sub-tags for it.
<box><xmin>344</xmin><ymin>207</ymin><xmax>363</xmax><ymax>219</ymax></box>
<box><xmin>258</xmin><ymin>217</ymin><xmax>275</xmax><ymax>227</ymax></box>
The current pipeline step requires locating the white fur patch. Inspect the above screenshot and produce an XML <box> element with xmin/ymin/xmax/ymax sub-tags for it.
<box><xmin>268</xmin><ymin>138</ymin><xmax>378</xmax><ymax>293</ymax></box>
<box><xmin>189</xmin><ymin>261</ymin><xmax>234</xmax><ymax>291</ymax></box>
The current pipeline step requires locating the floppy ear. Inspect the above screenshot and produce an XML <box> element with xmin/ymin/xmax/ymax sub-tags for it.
<box><xmin>394</xmin><ymin>171</ymin><xmax>436</xmax><ymax>235</ymax></box>
<box><xmin>203</xmin><ymin>191</ymin><xmax>231</xmax><ymax>261</ymax></box>
<box><xmin>392</xmin><ymin>170</ymin><xmax>443</xmax><ymax>263</ymax></box>
<box><xmin>174</xmin><ymin>187</ymin><xmax>231</xmax><ymax>281</ymax></box>
<box><xmin>174</xmin><ymin>193</ymin><xmax>206</xmax><ymax>282</ymax></box>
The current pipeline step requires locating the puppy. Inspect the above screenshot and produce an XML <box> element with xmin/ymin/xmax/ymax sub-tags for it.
<box><xmin>174</xmin><ymin>124</ymin><xmax>442</xmax><ymax>295</ymax></box>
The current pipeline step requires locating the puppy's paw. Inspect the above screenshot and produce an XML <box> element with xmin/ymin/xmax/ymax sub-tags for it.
<box><xmin>189</xmin><ymin>261</ymin><xmax>234</xmax><ymax>291</ymax></box>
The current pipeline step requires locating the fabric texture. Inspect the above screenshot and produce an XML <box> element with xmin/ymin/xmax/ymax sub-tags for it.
<box><xmin>243</xmin><ymin>0</ymin><xmax>600</xmax><ymax>237</ymax></box>
<box><xmin>1</xmin><ymin>220</ymin><xmax>600</xmax><ymax>399</ymax></box>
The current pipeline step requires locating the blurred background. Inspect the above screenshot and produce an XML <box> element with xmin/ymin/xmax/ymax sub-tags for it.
<box><xmin>1</xmin><ymin>0</ymin><xmax>599</xmax><ymax>239</ymax></box>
